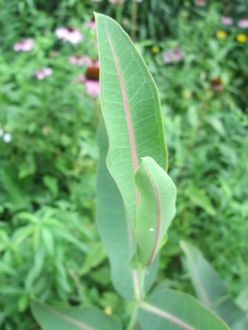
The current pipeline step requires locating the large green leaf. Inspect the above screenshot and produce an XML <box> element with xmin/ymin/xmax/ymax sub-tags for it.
<box><xmin>95</xmin><ymin>13</ymin><xmax>168</xmax><ymax>300</ymax></box>
<box><xmin>138</xmin><ymin>287</ymin><xmax>229</xmax><ymax>330</ymax></box>
<box><xmin>181</xmin><ymin>241</ymin><xmax>248</xmax><ymax>329</ymax></box>
<box><xmin>31</xmin><ymin>301</ymin><xmax>121</xmax><ymax>330</ymax></box>
<box><xmin>95</xmin><ymin>13</ymin><xmax>167</xmax><ymax>229</ymax></box>
<box><xmin>133</xmin><ymin>157</ymin><xmax>176</xmax><ymax>267</ymax></box>
<box><xmin>96</xmin><ymin>121</ymin><xmax>158</xmax><ymax>299</ymax></box>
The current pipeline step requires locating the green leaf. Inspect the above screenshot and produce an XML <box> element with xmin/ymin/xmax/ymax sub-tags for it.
<box><xmin>31</xmin><ymin>301</ymin><xmax>122</xmax><ymax>330</ymax></box>
<box><xmin>133</xmin><ymin>157</ymin><xmax>176</xmax><ymax>267</ymax></box>
<box><xmin>95</xmin><ymin>13</ymin><xmax>167</xmax><ymax>229</ymax></box>
<box><xmin>25</xmin><ymin>247</ymin><xmax>46</xmax><ymax>291</ymax></box>
<box><xmin>96</xmin><ymin>121</ymin><xmax>157</xmax><ymax>299</ymax></box>
<box><xmin>95</xmin><ymin>12</ymin><xmax>168</xmax><ymax>300</ymax></box>
<box><xmin>43</xmin><ymin>175</ymin><xmax>59</xmax><ymax>196</ymax></box>
<box><xmin>186</xmin><ymin>185</ymin><xmax>216</xmax><ymax>216</ymax></box>
<box><xmin>206</xmin><ymin>116</ymin><xmax>225</xmax><ymax>137</ymax></box>
<box><xmin>181</xmin><ymin>241</ymin><xmax>248</xmax><ymax>329</ymax></box>
<box><xmin>80</xmin><ymin>242</ymin><xmax>106</xmax><ymax>276</ymax></box>
<box><xmin>41</xmin><ymin>227</ymin><xmax>54</xmax><ymax>255</ymax></box>
<box><xmin>236</xmin><ymin>286</ymin><xmax>248</xmax><ymax>313</ymax></box>
<box><xmin>138</xmin><ymin>287</ymin><xmax>229</xmax><ymax>330</ymax></box>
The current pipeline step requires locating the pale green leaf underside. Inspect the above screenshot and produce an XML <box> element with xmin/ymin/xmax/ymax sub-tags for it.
<box><xmin>236</xmin><ymin>286</ymin><xmax>248</xmax><ymax>313</ymax></box>
<box><xmin>181</xmin><ymin>241</ymin><xmax>248</xmax><ymax>330</ymax></box>
<box><xmin>31</xmin><ymin>301</ymin><xmax>121</xmax><ymax>330</ymax></box>
<box><xmin>138</xmin><ymin>287</ymin><xmax>229</xmax><ymax>330</ymax></box>
<box><xmin>133</xmin><ymin>157</ymin><xmax>176</xmax><ymax>267</ymax></box>
<box><xmin>95</xmin><ymin>13</ymin><xmax>167</xmax><ymax>227</ymax></box>
<box><xmin>96</xmin><ymin>121</ymin><xmax>158</xmax><ymax>299</ymax></box>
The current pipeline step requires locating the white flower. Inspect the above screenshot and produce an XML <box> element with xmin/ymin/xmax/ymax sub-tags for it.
<box><xmin>3</xmin><ymin>133</ymin><xmax>12</xmax><ymax>143</ymax></box>
<box><xmin>55</xmin><ymin>27</ymin><xmax>83</xmax><ymax>44</ymax></box>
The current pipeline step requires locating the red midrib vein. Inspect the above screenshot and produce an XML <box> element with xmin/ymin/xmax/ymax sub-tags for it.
<box><xmin>145</xmin><ymin>165</ymin><xmax>161</xmax><ymax>266</ymax></box>
<box><xmin>105</xmin><ymin>29</ymin><xmax>138</xmax><ymax>172</ymax></box>
<box><xmin>140</xmin><ymin>302</ymin><xmax>195</xmax><ymax>330</ymax></box>
<box><xmin>105</xmin><ymin>28</ymin><xmax>141</xmax><ymax>300</ymax></box>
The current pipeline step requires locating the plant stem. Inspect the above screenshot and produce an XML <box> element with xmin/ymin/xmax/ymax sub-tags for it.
<box><xmin>131</xmin><ymin>0</ymin><xmax>138</xmax><ymax>40</ymax></box>
<box><xmin>115</xmin><ymin>4</ymin><xmax>123</xmax><ymax>24</ymax></box>
<box><xmin>127</xmin><ymin>303</ymin><xmax>138</xmax><ymax>330</ymax></box>
<box><xmin>127</xmin><ymin>269</ymin><xmax>146</xmax><ymax>329</ymax></box>
<box><xmin>139</xmin><ymin>269</ymin><xmax>145</xmax><ymax>300</ymax></box>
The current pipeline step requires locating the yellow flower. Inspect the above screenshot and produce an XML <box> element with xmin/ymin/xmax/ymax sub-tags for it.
<box><xmin>236</xmin><ymin>33</ymin><xmax>247</xmax><ymax>43</ymax></box>
<box><xmin>216</xmin><ymin>30</ymin><xmax>227</xmax><ymax>39</ymax></box>
<box><xmin>151</xmin><ymin>45</ymin><xmax>160</xmax><ymax>54</ymax></box>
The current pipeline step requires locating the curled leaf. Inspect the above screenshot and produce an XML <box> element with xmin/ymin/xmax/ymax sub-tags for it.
<box><xmin>133</xmin><ymin>157</ymin><xmax>176</xmax><ymax>268</ymax></box>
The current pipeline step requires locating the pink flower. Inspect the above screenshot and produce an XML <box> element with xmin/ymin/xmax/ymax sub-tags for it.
<box><xmin>221</xmin><ymin>16</ymin><xmax>233</xmax><ymax>26</ymax></box>
<box><xmin>69</xmin><ymin>55</ymin><xmax>92</xmax><ymax>66</ymax></box>
<box><xmin>73</xmin><ymin>74</ymin><xmax>100</xmax><ymax>97</ymax></box>
<box><xmin>163</xmin><ymin>48</ymin><xmax>184</xmax><ymax>64</ymax></box>
<box><xmin>84</xmin><ymin>62</ymin><xmax>100</xmax><ymax>97</ymax></box>
<box><xmin>13</xmin><ymin>38</ymin><xmax>35</xmax><ymax>52</ymax></box>
<box><xmin>73</xmin><ymin>74</ymin><xmax>86</xmax><ymax>84</ymax></box>
<box><xmin>85</xmin><ymin>80</ymin><xmax>100</xmax><ymax>97</ymax></box>
<box><xmin>195</xmin><ymin>0</ymin><xmax>205</xmax><ymax>6</ymax></box>
<box><xmin>238</xmin><ymin>18</ymin><xmax>248</xmax><ymax>28</ymax></box>
<box><xmin>73</xmin><ymin>61</ymin><xmax>100</xmax><ymax>97</ymax></box>
<box><xmin>34</xmin><ymin>67</ymin><xmax>53</xmax><ymax>80</ymax></box>
<box><xmin>108</xmin><ymin>0</ymin><xmax>124</xmax><ymax>4</ymax></box>
<box><xmin>85</xmin><ymin>20</ymin><xmax>96</xmax><ymax>29</ymax></box>
<box><xmin>55</xmin><ymin>27</ymin><xmax>83</xmax><ymax>44</ymax></box>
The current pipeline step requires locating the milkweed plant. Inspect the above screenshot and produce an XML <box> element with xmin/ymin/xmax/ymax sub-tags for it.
<box><xmin>31</xmin><ymin>14</ymin><xmax>230</xmax><ymax>330</ymax></box>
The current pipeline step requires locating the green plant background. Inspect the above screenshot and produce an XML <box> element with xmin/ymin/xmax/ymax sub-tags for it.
<box><xmin>0</xmin><ymin>0</ymin><xmax>247</xmax><ymax>328</ymax></box>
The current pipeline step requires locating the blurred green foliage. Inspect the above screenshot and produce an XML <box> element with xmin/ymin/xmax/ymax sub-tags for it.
<box><xmin>0</xmin><ymin>0</ymin><xmax>248</xmax><ymax>328</ymax></box>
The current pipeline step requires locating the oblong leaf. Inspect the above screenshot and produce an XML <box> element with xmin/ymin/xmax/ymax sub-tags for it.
<box><xmin>181</xmin><ymin>241</ymin><xmax>248</xmax><ymax>330</ymax></box>
<box><xmin>133</xmin><ymin>157</ymin><xmax>176</xmax><ymax>267</ymax></box>
<box><xmin>138</xmin><ymin>287</ymin><xmax>229</xmax><ymax>330</ymax></box>
<box><xmin>95</xmin><ymin>13</ymin><xmax>167</xmax><ymax>229</ymax></box>
<box><xmin>31</xmin><ymin>301</ymin><xmax>122</xmax><ymax>330</ymax></box>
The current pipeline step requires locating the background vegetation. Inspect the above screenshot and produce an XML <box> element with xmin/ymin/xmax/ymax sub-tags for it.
<box><xmin>0</xmin><ymin>0</ymin><xmax>247</xmax><ymax>328</ymax></box>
